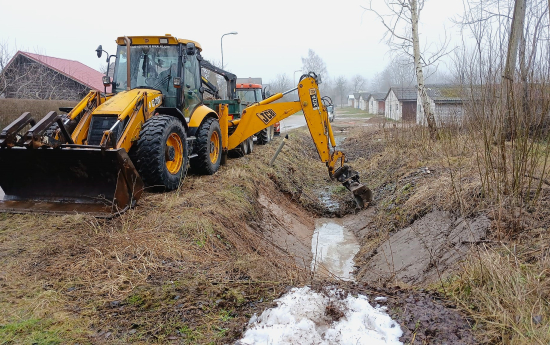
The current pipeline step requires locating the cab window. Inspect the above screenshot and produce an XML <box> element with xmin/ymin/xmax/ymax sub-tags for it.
<box><xmin>183</xmin><ymin>54</ymin><xmax>201</xmax><ymax>116</ymax></box>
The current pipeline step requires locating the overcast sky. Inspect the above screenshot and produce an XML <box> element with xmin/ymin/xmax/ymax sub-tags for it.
<box><xmin>1</xmin><ymin>0</ymin><xmax>466</xmax><ymax>85</ymax></box>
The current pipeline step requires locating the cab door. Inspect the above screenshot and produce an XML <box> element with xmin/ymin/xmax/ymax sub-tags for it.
<box><xmin>182</xmin><ymin>52</ymin><xmax>202</xmax><ymax>117</ymax></box>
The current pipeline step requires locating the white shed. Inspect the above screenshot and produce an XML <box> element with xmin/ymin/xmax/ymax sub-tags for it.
<box><xmin>384</xmin><ymin>87</ymin><xmax>418</xmax><ymax>121</ymax></box>
<box><xmin>347</xmin><ymin>94</ymin><xmax>355</xmax><ymax>107</ymax></box>
<box><xmin>416</xmin><ymin>85</ymin><xmax>465</xmax><ymax>125</ymax></box>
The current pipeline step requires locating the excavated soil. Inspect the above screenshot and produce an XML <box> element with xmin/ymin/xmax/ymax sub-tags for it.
<box><xmin>322</xmin><ymin>282</ymin><xmax>477</xmax><ymax>345</ymax></box>
<box><xmin>249</xmin><ymin>191</ymin><xmax>314</xmax><ymax>267</ymax></box>
<box><xmin>350</xmin><ymin>210</ymin><xmax>490</xmax><ymax>285</ymax></box>
<box><xmin>246</xmin><ymin>191</ymin><xmax>478</xmax><ymax>344</ymax></box>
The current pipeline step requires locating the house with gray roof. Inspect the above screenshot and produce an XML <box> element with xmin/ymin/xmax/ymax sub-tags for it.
<box><xmin>347</xmin><ymin>94</ymin><xmax>355</xmax><ymax>107</ymax></box>
<box><xmin>358</xmin><ymin>92</ymin><xmax>371</xmax><ymax>111</ymax></box>
<box><xmin>385</xmin><ymin>87</ymin><xmax>418</xmax><ymax>121</ymax></box>
<box><xmin>416</xmin><ymin>85</ymin><xmax>465</xmax><ymax>125</ymax></box>
<box><xmin>367</xmin><ymin>93</ymin><xmax>386</xmax><ymax>115</ymax></box>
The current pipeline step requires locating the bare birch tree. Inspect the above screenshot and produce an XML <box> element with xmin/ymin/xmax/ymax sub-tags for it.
<box><xmin>364</xmin><ymin>0</ymin><xmax>450</xmax><ymax>138</ymax></box>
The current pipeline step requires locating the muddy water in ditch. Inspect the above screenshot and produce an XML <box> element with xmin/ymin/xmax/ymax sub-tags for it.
<box><xmin>309</xmin><ymin>133</ymin><xmax>362</xmax><ymax>280</ymax></box>
<box><xmin>311</xmin><ymin>218</ymin><xmax>360</xmax><ymax>281</ymax></box>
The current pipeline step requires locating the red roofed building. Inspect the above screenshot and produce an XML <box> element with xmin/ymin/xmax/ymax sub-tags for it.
<box><xmin>0</xmin><ymin>51</ymin><xmax>107</xmax><ymax>100</ymax></box>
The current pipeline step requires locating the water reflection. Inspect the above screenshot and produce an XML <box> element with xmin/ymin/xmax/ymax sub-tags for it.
<box><xmin>311</xmin><ymin>219</ymin><xmax>360</xmax><ymax>281</ymax></box>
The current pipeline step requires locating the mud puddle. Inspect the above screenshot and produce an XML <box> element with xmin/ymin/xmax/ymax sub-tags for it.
<box><xmin>311</xmin><ymin>218</ymin><xmax>360</xmax><ymax>281</ymax></box>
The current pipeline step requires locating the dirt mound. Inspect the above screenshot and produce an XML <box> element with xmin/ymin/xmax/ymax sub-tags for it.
<box><xmin>356</xmin><ymin>210</ymin><xmax>490</xmax><ymax>285</ymax></box>
<box><xmin>249</xmin><ymin>192</ymin><xmax>315</xmax><ymax>266</ymax></box>
<box><xmin>309</xmin><ymin>282</ymin><xmax>477</xmax><ymax>344</ymax></box>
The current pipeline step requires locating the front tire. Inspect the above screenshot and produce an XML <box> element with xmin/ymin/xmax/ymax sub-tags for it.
<box><xmin>130</xmin><ymin>115</ymin><xmax>188</xmax><ymax>191</ymax></box>
<box><xmin>190</xmin><ymin>117</ymin><xmax>222</xmax><ymax>175</ymax></box>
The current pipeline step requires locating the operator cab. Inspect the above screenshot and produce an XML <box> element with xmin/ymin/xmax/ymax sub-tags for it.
<box><xmin>108</xmin><ymin>35</ymin><xmax>203</xmax><ymax>117</ymax></box>
<box><xmin>236</xmin><ymin>83</ymin><xmax>263</xmax><ymax>105</ymax></box>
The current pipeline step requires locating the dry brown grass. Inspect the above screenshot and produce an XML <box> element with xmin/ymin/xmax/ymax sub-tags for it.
<box><xmin>0</xmin><ymin>143</ymin><xmax>310</xmax><ymax>344</ymax></box>
<box><xmin>0</xmin><ymin>98</ymin><xmax>77</xmax><ymax>128</ymax></box>
<box><xmin>341</xmin><ymin>122</ymin><xmax>550</xmax><ymax>344</ymax></box>
<box><xmin>448</xmin><ymin>243</ymin><xmax>550</xmax><ymax>344</ymax></box>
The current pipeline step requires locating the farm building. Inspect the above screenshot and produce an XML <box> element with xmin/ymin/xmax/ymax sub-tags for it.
<box><xmin>416</xmin><ymin>85</ymin><xmax>465</xmax><ymax>125</ymax></box>
<box><xmin>353</xmin><ymin>93</ymin><xmax>361</xmax><ymax>108</ymax></box>
<box><xmin>347</xmin><ymin>94</ymin><xmax>355</xmax><ymax>107</ymax></box>
<box><xmin>0</xmin><ymin>51</ymin><xmax>106</xmax><ymax>101</ymax></box>
<box><xmin>367</xmin><ymin>92</ymin><xmax>386</xmax><ymax>115</ymax></box>
<box><xmin>358</xmin><ymin>92</ymin><xmax>371</xmax><ymax>111</ymax></box>
<box><xmin>385</xmin><ymin>87</ymin><xmax>417</xmax><ymax>121</ymax></box>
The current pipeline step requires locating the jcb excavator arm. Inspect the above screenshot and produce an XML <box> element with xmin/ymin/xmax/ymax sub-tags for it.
<box><xmin>226</xmin><ymin>73</ymin><xmax>372</xmax><ymax>207</ymax></box>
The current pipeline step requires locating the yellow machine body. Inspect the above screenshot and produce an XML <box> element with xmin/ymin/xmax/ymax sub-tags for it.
<box><xmin>0</xmin><ymin>34</ymin><xmax>370</xmax><ymax>217</ymax></box>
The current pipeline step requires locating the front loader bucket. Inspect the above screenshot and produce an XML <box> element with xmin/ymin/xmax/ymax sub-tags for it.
<box><xmin>0</xmin><ymin>147</ymin><xmax>144</xmax><ymax>217</ymax></box>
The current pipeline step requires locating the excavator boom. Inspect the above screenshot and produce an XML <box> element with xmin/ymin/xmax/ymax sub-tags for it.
<box><xmin>226</xmin><ymin>73</ymin><xmax>372</xmax><ymax>207</ymax></box>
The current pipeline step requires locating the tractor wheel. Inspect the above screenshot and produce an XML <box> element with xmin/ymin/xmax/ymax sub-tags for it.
<box><xmin>229</xmin><ymin>137</ymin><xmax>249</xmax><ymax>158</ymax></box>
<box><xmin>256</xmin><ymin>127</ymin><xmax>271</xmax><ymax>145</ymax></box>
<box><xmin>130</xmin><ymin>115</ymin><xmax>188</xmax><ymax>191</ymax></box>
<box><xmin>247</xmin><ymin>136</ymin><xmax>254</xmax><ymax>153</ymax></box>
<box><xmin>190</xmin><ymin>117</ymin><xmax>222</xmax><ymax>175</ymax></box>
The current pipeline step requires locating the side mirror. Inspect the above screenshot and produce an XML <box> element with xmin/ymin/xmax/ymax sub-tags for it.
<box><xmin>102</xmin><ymin>75</ymin><xmax>111</xmax><ymax>86</ymax></box>
<box><xmin>263</xmin><ymin>86</ymin><xmax>271</xmax><ymax>99</ymax></box>
<box><xmin>186</xmin><ymin>43</ymin><xmax>196</xmax><ymax>55</ymax></box>
<box><xmin>96</xmin><ymin>45</ymin><xmax>103</xmax><ymax>58</ymax></box>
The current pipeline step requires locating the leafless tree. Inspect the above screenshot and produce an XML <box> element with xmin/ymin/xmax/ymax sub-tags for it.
<box><xmin>334</xmin><ymin>75</ymin><xmax>349</xmax><ymax>107</ymax></box>
<box><xmin>270</xmin><ymin>73</ymin><xmax>292</xmax><ymax>94</ymax></box>
<box><xmin>371</xmin><ymin>68</ymin><xmax>392</xmax><ymax>92</ymax></box>
<box><xmin>364</xmin><ymin>0</ymin><xmax>451</xmax><ymax>138</ymax></box>
<box><xmin>371</xmin><ymin>57</ymin><xmax>415</xmax><ymax>92</ymax></box>
<box><xmin>301</xmin><ymin>49</ymin><xmax>328</xmax><ymax>80</ymax></box>
<box><xmin>0</xmin><ymin>41</ymin><xmax>15</xmax><ymax>97</ymax></box>
<box><xmin>267</xmin><ymin>73</ymin><xmax>293</xmax><ymax>102</ymax></box>
<box><xmin>452</xmin><ymin>0</ymin><xmax>550</xmax><ymax>202</ymax></box>
<box><xmin>351</xmin><ymin>74</ymin><xmax>367</xmax><ymax>92</ymax></box>
<box><xmin>388</xmin><ymin>56</ymin><xmax>415</xmax><ymax>87</ymax></box>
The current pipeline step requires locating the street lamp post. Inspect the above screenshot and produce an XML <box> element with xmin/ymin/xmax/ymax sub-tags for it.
<box><xmin>221</xmin><ymin>32</ymin><xmax>238</xmax><ymax>69</ymax></box>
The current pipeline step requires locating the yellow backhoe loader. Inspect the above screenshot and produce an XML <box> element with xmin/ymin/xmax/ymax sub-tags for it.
<box><xmin>0</xmin><ymin>34</ymin><xmax>371</xmax><ymax>217</ymax></box>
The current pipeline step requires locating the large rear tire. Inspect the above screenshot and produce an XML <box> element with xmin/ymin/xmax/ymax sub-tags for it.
<box><xmin>130</xmin><ymin>115</ymin><xmax>188</xmax><ymax>191</ymax></box>
<box><xmin>256</xmin><ymin>126</ymin><xmax>272</xmax><ymax>145</ymax></box>
<box><xmin>190</xmin><ymin>117</ymin><xmax>222</xmax><ymax>175</ymax></box>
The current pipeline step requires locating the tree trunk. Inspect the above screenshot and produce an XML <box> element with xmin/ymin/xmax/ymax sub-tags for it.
<box><xmin>501</xmin><ymin>0</ymin><xmax>526</xmax><ymax>194</ymax></box>
<box><xmin>410</xmin><ymin>0</ymin><xmax>437</xmax><ymax>139</ymax></box>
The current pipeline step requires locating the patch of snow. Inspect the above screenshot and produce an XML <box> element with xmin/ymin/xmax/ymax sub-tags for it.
<box><xmin>237</xmin><ymin>287</ymin><xmax>403</xmax><ymax>345</ymax></box>
<box><xmin>311</xmin><ymin>220</ymin><xmax>360</xmax><ymax>281</ymax></box>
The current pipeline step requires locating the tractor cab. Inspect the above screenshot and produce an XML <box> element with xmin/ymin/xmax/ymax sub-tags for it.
<box><xmin>236</xmin><ymin>83</ymin><xmax>263</xmax><ymax>105</ymax></box>
<box><xmin>106</xmin><ymin>35</ymin><xmax>203</xmax><ymax>116</ymax></box>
